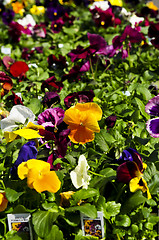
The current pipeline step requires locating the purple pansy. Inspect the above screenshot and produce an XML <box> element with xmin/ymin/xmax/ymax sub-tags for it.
<box><xmin>145</xmin><ymin>95</ymin><xmax>159</xmax><ymax>138</ymax></box>
<box><xmin>42</xmin><ymin>92</ymin><xmax>60</xmax><ymax>108</ymax></box>
<box><xmin>117</xmin><ymin>148</ymin><xmax>141</xmax><ymax>163</ymax></box>
<box><xmin>51</xmin><ymin>18</ymin><xmax>64</xmax><ymax>33</ymax></box>
<box><xmin>105</xmin><ymin>114</ymin><xmax>117</xmax><ymax>130</ymax></box>
<box><xmin>38</xmin><ymin>107</ymin><xmax>65</xmax><ymax>129</ymax></box>
<box><xmin>2</xmin><ymin>9</ymin><xmax>15</xmax><ymax>25</ymax></box>
<box><xmin>11</xmin><ymin>141</ymin><xmax>38</xmax><ymax>177</ymax></box>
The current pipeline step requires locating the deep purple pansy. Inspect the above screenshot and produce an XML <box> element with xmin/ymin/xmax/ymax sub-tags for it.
<box><xmin>105</xmin><ymin>114</ymin><xmax>117</xmax><ymax>130</ymax></box>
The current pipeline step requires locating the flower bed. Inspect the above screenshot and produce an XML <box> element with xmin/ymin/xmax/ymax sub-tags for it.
<box><xmin>0</xmin><ymin>0</ymin><xmax>159</xmax><ymax>239</ymax></box>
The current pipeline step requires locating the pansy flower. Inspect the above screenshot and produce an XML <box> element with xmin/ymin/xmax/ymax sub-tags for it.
<box><xmin>0</xmin><ymin>192</ymin><xmax>8</xmax><ymax>212</ymax></box>
<box><xmin>70</xmin><ymin>155</ymin><xmax>91</xmax><ymax>189</ymax></box>
<box><xmin>63</xmin><ymin>102</ymin><xmax>102</xmax><ymax>144</ymax></box>
<box><xmin>47</xmin><ymin>54</ymin><xmax>67</xmax><ymax>69</ymax></box>
<box><xmin>42</xmin><ymin>92</ymin><xmax>60</xmax><ymax>108</ymax></box>
<box><xmin>8</xmin><ymin>21</ymin><xmax>24</xmax><ymax>42</ymax></box>
<box><xmin>18</xmin><ymin>159</ymin><xmax>61</xmax><ymax>193</ymax></box>
<box><xmin>9</xmin><ymin>61</ymin><xmax>29</xmax><ymax>78</ymax></box>
<box><xmin>51</xmin><ymin>18</ymin><xmax>64</xmax><ymax>33</ymax></box>
<box><xmin>145</xmin><ymin>95</ymin><xmax>159</xmax><ymax>138</ymax></box>
<box><xmin>64</xmin><ymin>90</ymin><xmax>95</xmax><ymax>108</ymax></box>
<box><xmin>105</xmin><ymin>114</ymin><xmax>117</xmax><ymax>130</ymax></box>
<box><xmin>11</xmin><ymin>1</ymin><xmax>25</xmax><ymax>15</ymax></box>
<box><xmin>0</xmin><ymin>71</ymin><xmax>13</xmax><ymax>93</ymax></box>
<box><xmin>148</xmin><ymin>22</ymin><xmax>159</xmax><ymax>49</ymax></box>
<box><xmin>117</xmin><ymin>148</ymin><xmax>151</xmax><ymax>199</ymax></box>
<box><xmin>2</xmin><ymin>8</ymin><xmax>15</xmax><ymax>25</ymax></box>
<box><xmin>11</xmin><ymin>141</ymin><xmax>38</xmax><ymax>177</ymax></box>
<box><xmin>41</xmin><ymin>76</ymin><xmax>63</xmax><ymax>93</ymax></box>
<box><xmin>6</xmin><ymin>91</ymin><xmax>23</xmax><ymax>106</ymax></box>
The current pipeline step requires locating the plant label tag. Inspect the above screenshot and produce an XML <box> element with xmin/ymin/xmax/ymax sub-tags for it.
<box><xmin>81</xmin><ymin>211</ymin><xmax>105</xmax><ymax>239</ymax></box>
<box><xmin>7</xmin><ymin>213</ymin><xmax>33</xmax><ymax>240</ymax></box>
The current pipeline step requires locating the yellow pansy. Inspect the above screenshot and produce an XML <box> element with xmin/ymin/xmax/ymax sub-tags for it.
<box><xmin>146</xmin><ymin>1</ymin><xmax>158</xmax><ymax>11</ymax></box>
<box><xmin>4</xmin><ymin>122</ymin><xmax>44</xmax><ymax>142</ymax></box>
<box><xmin>18</xmin><ymin>159</ymin><xmax>61</xmax><ymax>193</ymax></box>
<box><xmin>109</xmin><ymin>0</ymin><xmax>123</xmax><ymax>7</ymax></box>
<box><xmin>30</xmin><ymin>5</ymin><xmax>45</xmax><ymax>15</ymax></box>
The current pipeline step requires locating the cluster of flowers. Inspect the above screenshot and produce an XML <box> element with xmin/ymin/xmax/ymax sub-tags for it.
<box><xmin>0</xmin><ymin>0</ymin><xmax>159</xmax><ymax>239</ymax></box>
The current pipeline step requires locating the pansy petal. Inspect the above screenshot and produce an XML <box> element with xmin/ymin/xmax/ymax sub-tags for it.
<box><xmin>32</xmin><ymin>171</ymin><xmax>61</xmax><ymax>193</ymax></box>
<box><xmin>13</xmin><ymin>128</ymin><xmax>43</xmax><ymax>139</ymax></box>
<box><xmin>117</xmin><ymin>161</ymin><xmax>142</xmax><ymax>183</ymax></box>
<box><xmin>4</xmin><ymin>131</ymin><xmax>17</xmax><ymax>143</ymax></box>
<box><xmin>142</xmin><ymin>178</ymin><xmax>152</xmax><ymax>200</ymax></box>
<box><xmin>75</xmin><ymin>102</ymin><xmax>102</xmax><ymax>121</ymax></box>
<box><xmin>129</xmin><ymin>177</ymin><xmax>146</xmax><ymax>192</ymax></box>
<box><xmin>146</xmin><ymin>118</ymin><xmax>159</xmax><ymax>138</ymax></box>
<box><xmin>69</xmin><ymin>126</ymin><xmax>94</xmax><ymax>144</ymax></box>
<box><xmin>82</xmin><ymin>114</ymin><xmax>100</xmax><ymax>132</ymax></box>
<box><xmin>63</xmin><ymin>107</ymin><xmax>81</xmax><ymax>126</ymax></box>
<box><xmin>0</xmin><ymin>193</ymin><xmax>8</xmax><ymax>212</ymax></box>
<box><xmin>18</xmin><ymin>162</ymin><xmax>29</xmax><ymax>180</ymax></box>
<box><xmin>145</xmin><ymin>95</ymin><xmax>159</xmax><ymax>116</ymax></box>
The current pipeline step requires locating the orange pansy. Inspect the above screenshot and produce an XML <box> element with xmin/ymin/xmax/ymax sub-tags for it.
<box><xmin>63</xmin><ymin>102</ymin><xmax>102</xmax><ymax>144</ymax></box>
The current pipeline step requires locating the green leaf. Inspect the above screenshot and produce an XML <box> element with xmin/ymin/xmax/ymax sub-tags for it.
<box><xmin>121</xmin><ymin>191</ymin><xmax>146</xmax><ymax>214</ymax></box>
<box><xmin>66</xmin><ymin>203</ymin><xmax>97</xmax><ymax>219</ymax></box>
<box><xmin>5</xmin><ymin>188</ymin><xmax>24</xmax><ymax>202</ymax></box>
<box><xmin>32</xmin><ymin>208</ymin><xmax>61</xmax><ymax>238</ymax></box>
<box><xmin>104</xmin><ymin>201</ymin><xmax>121</xmax><ymax>219</ymax></box>
<box><xmin>27</xmin><ymin>98</ymin><xmax>41</xmax><ymax>115</ymax></box>
<box><xmin>135</xmin><ymin>97</ymin><xmax>150</xmax><ymax>120</ymax></box>
<box><xmin>71</xmin><ymin>188</ymin><xmax>99</xmax><ymax>205</ymax></box>
<box><xmin>115</xmin><ymin>214</ymin><xmax>131</xmax><ymax>227</ymax></box>
<box><xmin>45</xmin><ymin>225</ymin><xmax>64</xmax><ymax>240</ymax></box>
<box><xmin>95</xmin><ymin>129</ymin><xmax>111</xmax><ymax>152</ymax></box>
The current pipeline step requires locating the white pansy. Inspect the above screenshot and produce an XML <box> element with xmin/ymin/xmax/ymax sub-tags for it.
<box><xmin>70</xmin><ymin>155</ymin><xmax>91</xmax><ymax>189</ymax></box>
<box><xmin>1</xmin><ymin>46</ymin><xmax>11</xmax><ymax>55</ymax></box>
<box><xmin>3</xmin><ymin>0</ymin><xmax>11</xmax><ymax>5</ymax></box>
<box><xmin>90</xmin><ymin>1</ymin><xmax>110</xmax><ymax>11</ymax></box>
<box><xmin>128</xmin><ymin>14</ymin><xmax>144</xmax><ymax>28</ymax></box>
<box><xmin>120</xmin><ymin>8</ymin><xmax>131</xmax><ymax>17</ymax></box>
<box><xmin>0</xmin><ymin>105</ymin><xmax>35</xmax><ymax>132</ymax></box>
<box><xmin>17</xmin><ymin>14</ymin><xmax>36</xmax><ymax>27</ymax></box>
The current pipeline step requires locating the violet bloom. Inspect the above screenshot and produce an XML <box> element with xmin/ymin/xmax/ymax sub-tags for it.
<box><xmin>2</xmin><ymin>9</ymin><xmax>15</xmax><ymax>25</ymax></box>
<box><xmin>42</xmin><ymin>92</ymin><xmax>60</xmax><ymax>108</ymax></box>
<box><xmin>38</xmin><ymin>107</ymin><xmax>65</xmax><ymax>129</ymax></box>
<box><xmin>11</xmin><ymin>141</ymin><xmax>38</xmax><ymax>177</ymax></box>
<box><xmin>33</xmin><ymin>23</ymin><xmax>47</xmax><ymax>38</ymax></box>
<box><xmin>145</xmin><ymin>95</ymin><xmax>159</xmax><ymax>138</ymax></box>
<box><xmin>46</xmin><ymin>5</ymin><xmax>64</xmax><ymax>21</ymax></box>
<box><xmin>64</xmin><ymin>90</ymin><xmax>95</xmax><ymax>108</ymax></box>
<box><xmin>38</xmin><ymin>108</ymin><xmax>70</xmax><ymax>158</ymax></box>
<box><xmin>117</xmin><ymin>148</ymin><xmax>141</xmax><ymax>163</ymax></box>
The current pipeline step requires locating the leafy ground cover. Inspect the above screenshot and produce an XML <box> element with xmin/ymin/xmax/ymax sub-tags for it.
<box><xmin>0</xmin><ymin>0</ymin><xmax>159</xmax><ymax>239</ymax></box>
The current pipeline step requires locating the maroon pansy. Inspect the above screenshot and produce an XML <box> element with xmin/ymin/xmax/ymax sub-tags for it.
<box><xmin>41</xmin><ymin>76</ymin><xmax>63</xmax><ymax>92</ymax></box>
<box><xmin>0</xmin><ymin>71</ymin><xmax>13</xmax><ymax>91</ymax></box>
<box><xmin>105</xmin><ymin>114</ymin><xmax>117</xmax><ymax>130</ymax></box>
<box><xmin>8</xmin><ymin>21</ymin><xmax>24</xmax><ymax>42</ymax></box>
<box><xmin>47</xmin><ymin>54</ymin><xmax>67</xmax><ymax>69</ymax></box>
<box><xmin>51</xmin><ymin>18</ymin><xmax>64</xmax><ymax>33</ymax></box>
<box><xmin>64</xmin><ymin>90</ymin><xmax>95</xmax><ymax>108</ymax></box>
<box><xmin>6</xmin><ymin>91</ymin><xmax>23</xmax><ymax>105</ymax></box>
<box><xmin>33</xmin><ymin>23</ymin><xmax>47</xmax><ymax>38</ymax></box>
<box><xmin>61</xmin><ymin>65</ymin><xmax>81</xmax><ymax>82</ymax></box>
